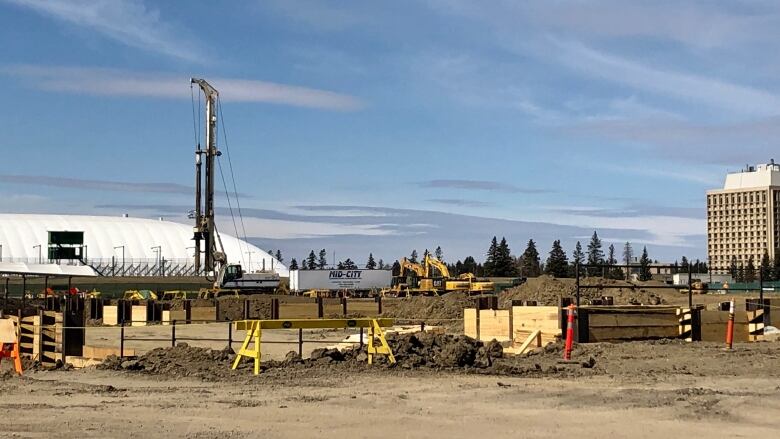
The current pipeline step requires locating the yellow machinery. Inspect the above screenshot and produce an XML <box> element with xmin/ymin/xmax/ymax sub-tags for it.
<box><xmin>383</xmin><ymin>255</ymin><xmax>494</xmax><ymax>296</ymax></box>
<box><xmin>122</xmin><ymin>290</ymin><xmax>158</xmax><ymax>301</ymax></box>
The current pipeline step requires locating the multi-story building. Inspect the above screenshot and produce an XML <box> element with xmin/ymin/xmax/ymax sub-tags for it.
<box><xmin>707</xmin><ymin>160</ymin><xmax>780</xmax><ymax>271</ymax></box>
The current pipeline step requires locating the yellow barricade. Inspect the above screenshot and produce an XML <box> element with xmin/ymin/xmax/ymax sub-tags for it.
<box><xmin>232</xmin><ymin>318</ymin><xmax>396</xmax><ymax>375</ymax></box>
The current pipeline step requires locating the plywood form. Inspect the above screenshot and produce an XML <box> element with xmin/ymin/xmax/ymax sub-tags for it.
<box><xmin>103</xmin><ymin>306</ymin><xmax>119</xmax><ymax>326</ymax></box>
<box><xmin>83</xmin><ymin>345</ymin><xmax>135</xmax><ymax>359</ymax></box>
<box><xmin>463</xmin><ymin>308</ymin><xmax>478</xmax><ymax>339</ymax></box>
<box><xmin>190</xmin><ymin>307</ymin><xmax>216</xmax><ymax>322</ymax></box>
<box><xmin>131</xmin><ymin>305</ymin><xmax>147</xmax><ymax>327</ymax></box>
<box><xmin>511</xmin><ymin>306</ymin><xmax>560</xmax><ymax>337</ymax></box>
<box><xmin>478</xmin><ymin>309</ymin><xmax>511</xmax><ymax>342</ymax></box>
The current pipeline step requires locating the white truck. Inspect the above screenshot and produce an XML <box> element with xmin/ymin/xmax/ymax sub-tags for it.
<box><xmin>290</xmin><ymin>269</ymin><xmax>391</xmax><ymax>294</ymax></box>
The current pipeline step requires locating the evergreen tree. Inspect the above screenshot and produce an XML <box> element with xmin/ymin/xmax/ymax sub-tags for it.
<box><xmin>607</xmin><ymin>244</ymin><xmax>617</xmax><ymax>265</ymax></box>
<box><xmin>745</xmin><ymin>256</ymin><xmax>756</xmax><ymax>283</ymax></box>
<box><xmin>586</xmin><ymin>231</ymin><xmax>604</xmax><ymax>275</ymax></box>
<box><xmin>570</xmin><ymin>241</ymin><xmax>584</xmax><ymax>277</ymax></box>
<box><xmin>463</xmin><ymin>256</ymin><xmax>479</xmax><ymax>275</ymax></box>
<box><xmin>391</xmin><ymin>260</ymin><xmax>401</xmax><ymax>276</ymax></box>
<box><xmin>519</xmin><ymin>239</ymin><xmax>541</xmax><ymax>277</ymax></box>
<box><xmin>336</xmin><ymin>261</ymin><xmax>345</xmax><ymax>270</ymax></box>
<box><xmin>300</xmin><ymin>256</ymin><xmax>308</xmax><ymax>270</ymax></box>
<box><xmin>435</xmin><ymin>246</ymin><xmax>443</xmax><ymax>261</ymax></box>
<box><xmin>275</xmin><ymin>250</ymin><xmax>283</xmax><ymax>263</ymax></box>
<box><xmin>680</xmin><ymin>256</ymin><xmax>689</xmax><ymax>270</ymax></box>
<box><xmin>494</xmin><ymin>237</ymin><xmax>516</xmax><ymax>276</ymax></box>
<box><xmin>454</xmin><ymin>260</ymin><xmax>464</xmax><ymax>275</ymax></box>
<box><xmin>729</xmin><ymin>256</ymin><xmax>739</xmax><ymax>281</ymax></box>
<box><xmin>484</xmin><ymin>237</ymin><xmax>499</xmax><ymax>276</ymax></box>
<box><xmin>773</xmin><ymin>250</ymin><xmax>780</xmax><ymax>281</ymax></box>
<box><xmin>606</xmin><ymin>243</ymin><xmax>623</xmax><ymax>279</ymax></box>
<box><xmin>339</xmin><ymin>258</ymin><xmax>357</xmax><ymax>270</ymax></box>
<box><xmin>366</xmin><ymin>253</ymin><xmax>377</xmax><ymax>269</ymax></box>
<box><xmin>545</xmin><ymin>240</ymin><xmax>568</xmax><ymax>278</ymax></box>
<box><xmin>378</xmin><ymin>259</ymin><xmax>385</xmax><ymax>270</ymax></box>
<box><xmin>306</xmin><ymin>251</ymin><xmax>317</xmax><ymax>270</ymax></box>
<box><xmin>289</xmin><ymin>258</ymin><xmax>299</xmax><ymax>270</ymax></box>
<box><xmin>317</xmin><ymin>249</ymin><xmax>327</xmax><ymax>269</ymax></box>
<box><xmin>760</xmin><ymin>251</ymin><xmax>771</xmax><ymax>281</ymax></box>
<box><xmin>409</xmin><ymin>249</ymin><xmax>419</xmax><ymax>264</ymax></box>
<box><xmin>622</xmin><ymin>242</ymin><xmax>633</xmax><ymax>266</ymax></box>
<box><xmin>423</xmin><ymin>249</ymin><xmax>430</xmax><ymax>259</ymax></box>
<box><xmin>639</xmin><ymin>246</ymin><xmax>652</xmax><ymax>281</ymax></box>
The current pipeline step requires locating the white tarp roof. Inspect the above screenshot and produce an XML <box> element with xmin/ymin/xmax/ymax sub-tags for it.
<box><xmin>0</xmin><ymin>262</ymin><xmax>97</xmax><ymax>277</ymax></box>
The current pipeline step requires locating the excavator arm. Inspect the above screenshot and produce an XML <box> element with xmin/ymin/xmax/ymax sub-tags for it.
<box><xmin>424</xmin><ymin>255</ymin><xmax>450</xmax><ymax>278</ymax></box>
<box><xmin>399</xmin><ymin>258</ymin><xmax>425</xmax><ymax>277</ymax></box>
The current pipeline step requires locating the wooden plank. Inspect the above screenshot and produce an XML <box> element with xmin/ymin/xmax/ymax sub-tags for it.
<box><xmin>511</xmin><ymin>306</ymin><xmax>560</xmax><ymax>332</ymax></box>
<box><xmin>161</xmin><ymin>310</ymin><xmax>171</xmax><ymax>326</ymax></box>
<box><xmin>588</xmin><ymin>313</ymin><xmax>679</xmax><ymax>328</ymax></box>
<box><xmin>463</xmin><ymin>308</ymin><xmax>478</xmax><ymax>338</ymax></box>
<box><xmin>279</xmin><ymin>303</ymin><xmax>319</xmax><ymax>319</ymax></box>
<box><xmin>478</xmin><ymin>309</ymin><xmax>511</xmax><ymax>342</ymax></box>
<box><xmin>131</xmin><ymin>305</ymin><xmax>147</xmax><ymax>327</ymax></box>
<box><xmin>190</xmin><ymin>307</ymin><xmax>216</xmax><ymax>322</ymax></box>
<box><xmin>83</xmin><ymin>345</ymin><xmax>135</xmax><ymax>359</ymax></box>
<box><xmin>169</xmin><ymin>309</ymin><xmax>187</xmax><ymax>322</ymax></box>
<box><xmin>103</xmin><ymin>305</ymin><xmax>119</xmax><ymax>326</ymax></box>
<box><xmin>588</xmin><ymin>325</ymin><xmax>679</xmax><ymax>342</ymax></box>
<box><xmin>514</xmin><ymin>329</ymin><xmax>542</xmax><ymax>355</ymax></box>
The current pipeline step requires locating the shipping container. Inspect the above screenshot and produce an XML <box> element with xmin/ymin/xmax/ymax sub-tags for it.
<box><xmin>289</xmin><ymin>269</ymin><xmax>391</xmax><ymax>292</ymax></box>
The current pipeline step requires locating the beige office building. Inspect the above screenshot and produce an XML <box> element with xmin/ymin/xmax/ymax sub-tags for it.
<box><xmin>707</xmin><ymin>161</ymin><xmax>780</xmax><ymax>271</ymax></box>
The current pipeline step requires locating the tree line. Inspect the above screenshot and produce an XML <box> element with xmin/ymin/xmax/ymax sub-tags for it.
<box><xmin>284</xmin><ymin>249</ymin><xmax>385</xmax><ymax>271</ymax></box>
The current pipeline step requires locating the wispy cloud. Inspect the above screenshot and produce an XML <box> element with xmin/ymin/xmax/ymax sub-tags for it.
<box><xmin>3</xmin><ymin>0</ymin><xmax>201</xmax><ymax>61</ymax></box>
<box><xmin>551</xmin><ymin>39</ymin><xmax>780</xmax><ymax>117</ymax></box>
<box><xmin>574</xmin><ymin>117</ymin><xmax>780</xmax><ymax>165</ymax></box>
<box><xmin>427</xmin><ymin>198</ymin><xmax>493</xmax><ymax>207</ymax></box>
<box><xmin>550</xmin><ymin>205</ymin><xmax>704</xmax><ymax>220</ymax></box>
<box><xmin>2</xmin><ymin>65</ymin><xmax>364</xmax><ymax>110</ymax></box>
<box><xmin>0</xmin><ymin>174</ymin><xmax>246</xmax><ymax>197</ymax></box>
<box><xmin>419</xmin><ymin>179</ymin><xmax>550</xmax><ymax>194</ymax></box>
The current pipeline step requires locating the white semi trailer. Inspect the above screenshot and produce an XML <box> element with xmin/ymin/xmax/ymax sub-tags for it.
<box><xmin>290</xmin><ymin>269</ymin><xmax>391</xmax><ymax>293</ymax></box>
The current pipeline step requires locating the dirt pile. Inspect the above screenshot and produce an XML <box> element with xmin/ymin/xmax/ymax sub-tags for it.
<box><xmin>98</xmin><ymin>343</ymin><xmax>239</xmax><ymax>379</ymax></box>
<box><xmin>381</xmin><ymin>293</ymin><xmax>475</xmax><ymax>325</ymax></box>
<box><xmin>499</xmin><ymin>275</ymin><xmax>668</xmax><ymax>307</ymax></box>
<box><xmin>217</xmin><ymin>297</ymin><xmax>272</xmax><ymax>320</ymax></box>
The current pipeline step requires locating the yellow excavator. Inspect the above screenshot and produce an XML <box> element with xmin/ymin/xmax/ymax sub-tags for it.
<box><xmin>383</xmin><ymin>255</ymin><xmax>494</xmax><ymax>296</ymax></box>
<box><xmin>424</xmin><ymin>255</ymin><xmax>495</xmax><ymax>294</ymax></box>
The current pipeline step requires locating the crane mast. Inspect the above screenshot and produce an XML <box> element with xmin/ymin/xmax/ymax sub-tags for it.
<box><xmin>191</xmin><ymin>78</ymin><xmax>220</xmax><ymax>274</ymax></box>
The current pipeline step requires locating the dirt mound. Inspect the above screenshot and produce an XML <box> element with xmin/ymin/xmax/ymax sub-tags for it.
<box><xmin>499</xmin><ymin>275</ymin><xmax>668</xmax><ymax>307</ymax></box>
<box><xmin>217</xmin><ymin>297</ymin><xmax>272</xmax><ymax>320</ymax></box>
<box><xmin>98</xmin><ymin>343</ymin><xmax>240</xmax><ymax>379</ymax></box>
<box><xmin>381</xmin><ymin>293</ymin><xmax>476</xmax><ymax>328</ymax></box>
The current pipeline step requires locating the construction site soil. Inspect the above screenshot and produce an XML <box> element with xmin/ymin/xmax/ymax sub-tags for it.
<box><xmin>3</xmin><ymin>336</ymin><xmax>780</xmax><ymax>438</ymax></box>
<box><xmin>500</xmin><ymin>275</ymin><xmax>686</xmax><ymax>308</ymax></box>
<box><xmin>92</xmin><ymin>332</ymin><xmax>780</xmax><ymax>383</ymax></box>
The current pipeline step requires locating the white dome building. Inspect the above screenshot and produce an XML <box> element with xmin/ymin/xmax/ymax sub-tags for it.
<box><xmin>0</xmin><ymin>214</ymin><xmax>287</xmax><ymax>277</ymax></box>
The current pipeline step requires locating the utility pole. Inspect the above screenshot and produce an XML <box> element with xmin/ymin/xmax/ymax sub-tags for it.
<box><xmin>191</xmin><ymin>78</ymin><xmax>220</xmax><ymax>274</ymax></box>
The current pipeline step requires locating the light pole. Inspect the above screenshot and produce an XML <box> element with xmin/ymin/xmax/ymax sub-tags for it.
<box><xmin>33</xmin><ymin>244</ymin><xmax>41</xmax><ymax>264</ymax></box>
<box><xmin>245</xmin><ymin>251</ymin><xmax>254</xmax><ymax>272</ymax></box>
<box><xmin>114</xmin><ymin>246</ymin><xmax>125</xmax><ymax>276</ymax></box>
<box><xmin>151</xmin><ymin>246</ymin><xmax>161</xmax><ymax>276</ymax></box>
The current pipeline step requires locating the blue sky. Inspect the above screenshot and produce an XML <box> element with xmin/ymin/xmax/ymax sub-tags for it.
<box><xmin>2</xmin><ymin>0</ymin><xmax>779</xmax><ymax>266</ymax></box>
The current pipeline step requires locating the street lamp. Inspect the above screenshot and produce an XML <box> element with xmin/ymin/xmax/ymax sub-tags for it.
<box><xmin>245</xmin><ymin>251</ymin><xmax>254</xmax><ymax>272</ymax></box>
<box><xmin>151</xmin><ymin>246</ymin><xmax>161</xmax><ymax>275</ymax></box>
<box><xmin>33</xmin><ymin>244</ymin><xmax>41</xmax><ymax>264</ymax></box>
<box><xmin>113</xmin><ymin>246</ymin><xmax>125</xmax><ymax>276</ymax></box>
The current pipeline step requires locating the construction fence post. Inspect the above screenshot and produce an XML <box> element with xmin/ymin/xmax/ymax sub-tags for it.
<box><xmin>298</xmin><ymin>328</ymin><xmax>303</xmax><ymax>357</ymax></box>
<box><xmin>726</xmin><ymin>299</ymin><xmax>735</xmax><ymax>350</ymax></box>
<box><xmin>227</xmin><ymin>321</ymin><xmax>233</xmax><ymax>350</ymax></box>
<box><xmin>317</xmin><ymin>297</ymin><xmax>324</xmax><ymax>318</ymax></box>
<box><xmin>376</xmin><ymin>296</ymin><xmax>382</xmax><ymax>314</ymax></box>
<box><xmin>120</xmin><ymin>319</ymin><xmax>125</xmax><ymax>359</ymax></box>
<box><xmin>171</xmin><ymin>320</ymin><xmax>176</xmax><ymax>347</ymax></box>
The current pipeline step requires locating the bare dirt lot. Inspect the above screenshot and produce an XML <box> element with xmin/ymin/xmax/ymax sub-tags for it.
<box><xmin>2</xmin><ymin>332</ymin><xmax>780</xmax><ymax>439</ymax></box>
